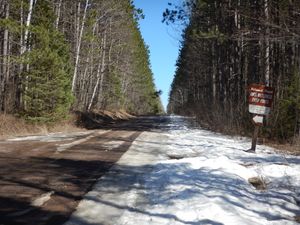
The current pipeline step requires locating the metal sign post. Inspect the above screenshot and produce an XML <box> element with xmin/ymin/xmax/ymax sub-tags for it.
<box><xmin>247</xmin><ymin>84</ymin><xmax>274</xmax><ymax>153</ymax></box>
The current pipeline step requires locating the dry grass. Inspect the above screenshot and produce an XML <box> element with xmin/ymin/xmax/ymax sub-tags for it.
<box><xmin>264</xmin><ymin>135</ymin><xmax>300</xmax><ymax>155</ymax></box>
<box><xmin>248</xmin><ymin>176</ymin><xmax>267</xmax><ymax>190</ymax></box>
<box><xmin>76</xmin><ymin>109</ymin><xmax>136</xmax><ymax>129</ymax></box>
<box><xmin>268</xmin><ymin>141</ymin><xmax>300</xmax><ymax>155</ymax></box>
<box><xmin>115</xmin><ymin>110</ymin><xmax>135</xmax><ymax>120</ymax></box>
<box><xmin>0</xmin><ymin>114</ymin><xmax>85</xmax><ymax>140</ymax></box>
<box><xmin>46</xmin><ymin>114</ymin><xmax>85</xmax><ymax>133</ymax></box>
<box><xmin>93</xmin><ymin>109</ymin><xmax>135</xmax><ymax>120</ymax></box>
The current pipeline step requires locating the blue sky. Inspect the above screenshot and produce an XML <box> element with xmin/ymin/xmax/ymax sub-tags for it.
<box><xmin>133</xmin><ymin>0</ymin><xmax>183</xmax><ymax>110</ymax></box>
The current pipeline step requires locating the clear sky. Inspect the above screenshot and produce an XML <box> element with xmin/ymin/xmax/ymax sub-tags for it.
<box><xmin>133</xmin><ymin>0</ymin><xmax>182</xmax><ymax>110</ymax></box>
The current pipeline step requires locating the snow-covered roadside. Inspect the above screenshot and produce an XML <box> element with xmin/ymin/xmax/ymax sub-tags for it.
<box><xmin>65</xmin><ymin>116</ymin><xmax>300</xmax><ymax>225</ymax></box>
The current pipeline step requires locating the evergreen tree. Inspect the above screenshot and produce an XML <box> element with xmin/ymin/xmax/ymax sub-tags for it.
<box><xmin>22</xmin><ymin>1</ymin><xmax>73</xmax><ymax>122</ymax></box>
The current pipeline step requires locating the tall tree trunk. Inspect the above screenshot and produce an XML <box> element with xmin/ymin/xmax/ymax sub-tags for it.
<box><xmin>81</xmin><ymin>21</ymin><xmax>97</xmax><ymax>110</ymax></box>
<box><xmin>264</xmin><ymin>0</ymin><xmax>270</xmax><ymax>86</ymax></box>
<box><xmin>71</xmin><ymin>0</ymin><xmax>89</xmax><ymax>93</ymax></box>
<box><xmin>212</xmin><ymin>41</ymin><xmax>217</xmax><ymax>104</ymax></box>
<box><xmin>18</xmin><ymin>0</ymin><xmax>35</xmax><ymax>110</ymax></box>
<box><xmin>21</xmin><ymin>0</ymin><xmax>35</xmax><ymax>55</ymax></box>
<box><xmin>1</xmin><ymin>1</ymin><xmax>9</xmax><ymax>112</ymax></box>
<box><xmin>55</xmin><ymin>0</ymin><xmax>63</xmax><ymax>29</ymax></box>
<box><xmin>87</xmin><ymin>30</ymin><xmax>107</xmax><ymax>111</ymax></box>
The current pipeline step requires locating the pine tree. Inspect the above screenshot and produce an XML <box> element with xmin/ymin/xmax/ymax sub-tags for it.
<box><xmin>22</xmin><ymin>1</ymin><xmax>73</xmax><ymax>122</ymax></box>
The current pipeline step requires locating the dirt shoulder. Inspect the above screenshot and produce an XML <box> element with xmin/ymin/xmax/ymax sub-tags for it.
<box><xmin>266</xmin><ymin>141</ymin><xmax>300</xmax><ymax>155</ymax></box>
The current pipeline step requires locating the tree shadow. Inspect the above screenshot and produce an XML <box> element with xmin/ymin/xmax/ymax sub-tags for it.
<box><xmin>77</xmin><ymin>113</ymin><xmax>197</xmax><ymax>132</ymax></box>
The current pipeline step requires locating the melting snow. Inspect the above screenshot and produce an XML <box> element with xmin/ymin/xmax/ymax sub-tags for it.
<box><xmin>7</xmin><ymin>131</ymin><xmax>95</xmax><ymax>142</ymax></box>
<box><xmin>56</xmin><ymin>130</ymin><xmax>108</xmax><ymax>152</ymax></box>
<box><xmin>102</xmin><ymin>141</ymin><xmax>125</xmax><ymax>151</ymax></box>
<box><xmin>31</xmin><ymin>191</ymin><xmax>54</xmax><ymax>207</ymax></box>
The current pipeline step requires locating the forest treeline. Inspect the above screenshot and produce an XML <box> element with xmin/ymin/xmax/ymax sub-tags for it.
<box><xmin>166</xmin><ymin>0</ymin><xmax>300</xmax><ymax>142</ymax></box>
<box><xmin>0</xmin><ymin>0</ymin><xmax>163</xmax><ymax>122</ymax></box>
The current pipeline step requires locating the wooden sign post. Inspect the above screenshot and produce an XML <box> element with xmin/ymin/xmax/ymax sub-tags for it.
<box><xmin>247</xmin><ymin>84</ymin><xmax>274</xmax><ymax>152</ymax></box>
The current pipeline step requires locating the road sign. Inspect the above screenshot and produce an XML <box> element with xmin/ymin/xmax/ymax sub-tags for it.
<box><xmin>252</xmin><ymin>115</ymin><xmax>264</xmax><ymax>126</ymax></box>
<box><xmin>247</xmin><ymin>84</ymin><xmax>274</xmax><ymax>153</ymax></box>
<box><xmin>248</xmin><ymin>84</ymin><xmax>274</xmax><ymax>115</ymax></box>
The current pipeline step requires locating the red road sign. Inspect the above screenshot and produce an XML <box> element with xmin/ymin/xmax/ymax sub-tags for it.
<box><xmin>248</xmin><ymin>84</ymin><xmax>274</xmax><ymax>115</ymax></box>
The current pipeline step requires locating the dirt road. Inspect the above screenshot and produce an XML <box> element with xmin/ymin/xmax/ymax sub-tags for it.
<box><xmin>0</xmin><ymin>117</ymin><xmax>170</xmax><ymax>225</ymax></box>
<box><xmin>2</xmin><ymin>116</ymin><xmax>300</xmax><ymax>225</ymax></box>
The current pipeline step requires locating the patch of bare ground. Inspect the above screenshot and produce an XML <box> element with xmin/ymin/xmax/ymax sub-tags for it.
<box><xmin>248</xmin><ymin>177</ymin><xmax>268</xmax><ymax>190</ymax></box>
<box><xmin>295</xmin><ymin>215</ymin><xmax>300</xmax><ymax>223</ymax></box>
<box><xmin>167</xmin><ymin>154</ymin><xmax>185</xmax><ymax>160</ymax></box>
<box><xmin>294</xmin><ymin>198</ymin><xmax>300</xmax><ymax>223</ymax></box>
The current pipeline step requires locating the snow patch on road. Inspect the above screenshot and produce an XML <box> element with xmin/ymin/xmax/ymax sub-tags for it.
<box><xmin>31</xmin><ymin>191</ymin><xmax>54</xmax><ymax>207</ymax></box>
<box><xmin>56</xmin><ymin>130</ymin><xmax>108</xmax><ymax>152</ymax></box>
<box><xmin>102</xmin><ymin>140</ymin><xmax>124</xmax><ymax>151</ymax></box>
<box><xmin>8</xmin><ymin>191</ymin><xmax>55</xmax><ymax>217</ymax></box>
<box><xmin>7</xmin><ymin>131</ymin><xmax>95</xmax><ymax>142</ymax></box>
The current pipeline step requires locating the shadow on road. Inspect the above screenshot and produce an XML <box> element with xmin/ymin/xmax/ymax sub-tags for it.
<box><xmin>77</xmin><ymin>113</ymin><xmax>198</xmax><ymax>132</ymax></box>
